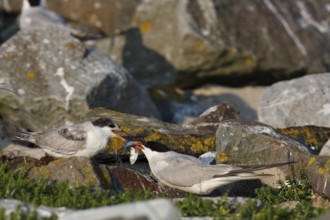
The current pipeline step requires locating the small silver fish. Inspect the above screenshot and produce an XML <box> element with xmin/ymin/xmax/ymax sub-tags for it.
<box><xmin>129</xmin><ymin>147</ymin><xmax>139</xmax><ymax>165</ymax></box>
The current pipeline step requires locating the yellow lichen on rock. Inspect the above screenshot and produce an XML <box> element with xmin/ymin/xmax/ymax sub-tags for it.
<box><xmin>308</xmin><ymin>157</ymin><xmax>316</xmax><ymax>167</ymax></box>
<box><xmin>318</xmin><ymin>167</ymin><xmax>325</xmax><ymax>175</ymax></box>
<box><xmin>38</xmin><ymin>166</ymin><xmax>50</xmax><ymax>178</ymax></box>
<box><xmin>139</xmin><ymin>22</ymin><xmax>152</xmax><ymax>33</ymax></box>
<box><xmin>194</xmin><ymin>40</ymin><xmax>204</xmax><ymax>52</ymax></box>
<box><xmin>145</xmin><ymin>132</ymin><xmax>162</xmax><ymax>142</ymax></box>
<box><xmin>109</xmin><ymin>137</ymin><xmax>126</xmax><ymax>152</ymax></box>
<box><xmin>83</xmin><ymin>166</ymin><xmax>92</xmax><ymax>174</ymax></box>
<box><xmin>244</xmin><ymin>57</ymin><xmax>255</xmax><ymax>66</ymax></box>
<box><xmin>191</xmin><ymin>137</ymin><xmax>208</xmax><ymax>152</ymax></box>
<box><xmin>26</xmin><ymin>70</ymin><xmax>37</xmax><ymax>79</ymax></box>
<box><xmin>52</xmin><ymin>159</ymin><xmax>61</xmax><ymax>164</ymax></box>
<box><xmin>86</xmin><ymin>177</ymin><xmax>97</xmax><ymax>185</ymax></box>
<box><xmin>216</xmin><ymin>152</ymin><xmax>229</xmax><ymax>163</ymax></box>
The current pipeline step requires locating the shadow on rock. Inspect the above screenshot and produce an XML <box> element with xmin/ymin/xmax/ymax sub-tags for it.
<box><xmin>121</xmin><ymin>28</ymin><xmax>177</xmax><ymax>87</ymax></box>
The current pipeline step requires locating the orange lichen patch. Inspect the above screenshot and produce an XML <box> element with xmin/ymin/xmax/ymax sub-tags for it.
<box><xmin>216</xmin><ymin>152</ymin><xmax>229</xmax><ymax>163</ymax></box>
<box><xmin>194</xmin><ymin>40</ymin><xmax>204</xmax><ymax>52</ymax></box>
<box><xmin>83</xmin><ymin>166</ymin><xmax>92</xmax><ymax>174</ymax></box>
<box><xmin>139</xmin><ymin>22</ymin><xmax>152</xmax><ymax>33</ymax></box>
<box><xmin>26</xmin><ymin>71</ymin><xmax>37</xmax><ymax>79</ymax></box>
<box><xmin>307</xmin><ymin>157</ymin><xmax>316</xmax><ymax>167</ymax></box>
<box><xmin>244</xmin><ymin>57</ymin><xmax>254</xmax><ymax>66</ymax></box>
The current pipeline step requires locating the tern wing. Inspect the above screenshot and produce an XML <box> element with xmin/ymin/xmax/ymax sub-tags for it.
<box><xmin>151</xmin><ymin>153</ymin><xmax>240</xmax><ymax>187</ymax></box>
<box><xmin>58</xmin><ymin>126</ymin><xmax>87</xmax><ymax>141</ymax></box>
<box><xmin>35</xmin><ymin>124</ymin><xmax>88</xmax><ymax>155</ymax></box>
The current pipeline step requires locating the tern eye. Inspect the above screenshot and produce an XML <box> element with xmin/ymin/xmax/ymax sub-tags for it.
<box><xmin>108</xmin><ymin>123</ymin><xmax>116</xmax><ymax>128</ymax></box>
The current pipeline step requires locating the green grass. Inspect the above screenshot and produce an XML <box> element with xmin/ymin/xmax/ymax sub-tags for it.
<box><xmin>255</xmin><ymin>172</ymin><xmax>313</xmax><ymax>204</ymax></box>
<box><xmin>176</xmin><ymin>194</ymin><xmax>326</xmax><ymax>219</ymax></box>
<box><xmin>0</xmin><ymin>162</ymin><xmax>328</xmax><ymax>219</ymax></box>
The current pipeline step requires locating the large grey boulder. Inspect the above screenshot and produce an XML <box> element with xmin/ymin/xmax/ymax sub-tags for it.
<box><xmin>216</xmin><ymin>119</ymin><xmax>311</xmax><ymax>187</ymax></box>
<box><xmin>259</xmin><ymin>73</ymin><xmax>330</xmax><ymax>128</ymax></box>
<box><xmin>0</xmin><ymin>26</ymin><xmax>160</xmax><ymax>136</ymax></box>
<box><xmin>111</xmin><ymin>0</ymin><xmax>330</xmax><ymax>87</ymax></box>
<box><xmin>2</xmin><ymin>1</ymin><xmax>330</xmax><ymax>88</ymax></box>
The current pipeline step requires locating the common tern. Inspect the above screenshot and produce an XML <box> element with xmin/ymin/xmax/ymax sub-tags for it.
<box><xmin>16</xmin><ymin>117</ymin><xmax>125</xmax><ymax>158</ymax></box>
<box><xmin>124</xmin><ymin>141</ymin><xmax>294</xmax><ymax>195</ymax></box>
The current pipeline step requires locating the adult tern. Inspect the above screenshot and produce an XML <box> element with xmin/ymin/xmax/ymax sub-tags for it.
<box><xmin>124</xmin><ymin>141</ymin><xmax>294</xmax><ymax>195</ymax></box>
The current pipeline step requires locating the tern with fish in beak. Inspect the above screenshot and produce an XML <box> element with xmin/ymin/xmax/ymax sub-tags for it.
<box><xmin>124</xmin><ymin>141</ymin><xmax>294</xmax><ymax>195</ymax></box>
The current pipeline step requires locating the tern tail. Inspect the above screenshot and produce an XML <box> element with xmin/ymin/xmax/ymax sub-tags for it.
<box><xmin>15</xmin><ymin>131</ymin><xmax>36</xmax><ymax>143</ymax></box>
<box><xmin>214</xmin><ymin>161</ymin><xmax>296</xmax><ymax>178</ymax></box>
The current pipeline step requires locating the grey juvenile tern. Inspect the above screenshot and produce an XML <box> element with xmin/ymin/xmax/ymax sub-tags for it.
<box><xmin>19</xmin><ymin>0</ymin><xmax>67</xmax><ymax>31</ymax></box>
<box><xmin>124</xmin><ymin>141</ymin><xmax>294</xmax><ymax>195</ymax></box>
<box><xmin>16</xmin><ymin>117</ymin><xmax>125</xmax><ymax>158</ymax></box>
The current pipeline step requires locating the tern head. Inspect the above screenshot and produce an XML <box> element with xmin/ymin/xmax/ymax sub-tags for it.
<box><xmin>92</xmin><ymin>117</ymin><xmax>124</xmax><ymax>140</ymax></box>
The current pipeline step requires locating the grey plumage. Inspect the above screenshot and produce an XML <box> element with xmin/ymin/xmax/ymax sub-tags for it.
<box><xmin>124</xmin><ymin>141</ymin><xmax>294</xmax><ymax>195</ymax></box>
<box><xmin>15</xmin><ymin>118</ymin><xmax>123</xmax><ymax>158</ymax></box>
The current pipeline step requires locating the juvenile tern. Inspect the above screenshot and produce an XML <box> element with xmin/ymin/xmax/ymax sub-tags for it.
<box><xmin>19</xmin><ymin>0</ymin><xmax>67</xmax><ymax>31</ymax></box>
<box><xmin>16</xmin><ymin>117</ymin><xmax>125</xmax><ymax>158</ymax></box>
<box><xmin>124</xmin><ymin>141</ymin><xmax>294</xmax><ymax>195</ymax></box>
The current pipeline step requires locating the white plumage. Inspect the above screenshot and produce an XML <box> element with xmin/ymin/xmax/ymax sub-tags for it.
<box><xmin>124</xmin><ymin>141</ymin><xmax>293</xmax><ymax>195</ymax></box>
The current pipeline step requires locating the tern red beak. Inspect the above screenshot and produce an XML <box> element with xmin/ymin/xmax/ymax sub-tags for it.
<box><xmin>124</xmin><ymin>141</ymin><xmax>144</xmax><ymax>150</ymax></box>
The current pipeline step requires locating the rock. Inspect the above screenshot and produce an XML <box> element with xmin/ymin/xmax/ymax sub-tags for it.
<box><xmin>305</xmin><ymin>156</ymin><xmax>330</xmax><ymax>198</ymax></box>
<box><xmin>110</xmin><ymin>0</ymin><xmax>329</xmax><ymax>88</ymax></box>
<box><xmin>198</xmin><ymin>151</ymin><xmax>217</xmax><ymax>165</ymax></box>
<box><xmin>0</xmin><ymin>199</ymin><xmax>72</xmax><ymax>219</ymax></box>
<box><xmin>107</xmin><ymin>166</ymin><xmax>161</xmax><ymax>193</ymax></box>
<box><xmin>319</xmin><ymin>139</ymin><xmax>330</xmax><ymax>156</ymax></box>
<box><xmin>26</xmin><ymin>156</ymin><xmax>162</xmax><ymax>194</ymax></box>
<box><xmin>88</xmin><ymin>108</ymin><xmax>215</xmax><ymax>157</ymax></box>
<box><xmin>0</xmin><ymin>143</ymin><xmax>46</xmax><ymax>159</ymax></box>
<box><xmin>46</xmin><ymin>0</ymin><xmax>141</xmax><ymax>36</ymax></box>
<box><xmin>148</xmin><ymin>86</ymin><xmax>202</xmax><ymax>123</ymax></box>
<box><xmin>277</xmin><ymin>126</ymin><xmax>330</xmax><ymax>154</ymax></box>
<box><xmin>2</xmin><ymin>1</ymin><xmax>330</xmax><ymax>88</ymax></box>
<box><xmin>0</xmin><ymin>198</ymin><xmax>182</xmax><ymax>220</ymax></box>
<box><xmin>28</xmin><ymin>157</ymin><xmax>102</xmax><ymax>187</ymax></box>
<box><xmin>0</xmin><ymin>0</ymin><xmax>24</xmax><ymax>13</ymax></box>
<box><xmin>191</xmin><ymin>85</ymin><xmax>262</xmax><ymax>121</ymax></box>
<box><xmin>60</xmin><ymin>199</ymin><xmax>181</xmax><ymax>220</ymax></box>
<box><xmin>0</xmin><ymin>26</ymin><xmax>160</xmax><ymax>137</ymax></box>
<box><xmin>259</xmin><ymin>73</ymin><xmax>330</xmax><ymax>128</ymax></box>
<box><xmin>185</xmin><ymin>103</ymin><xmax>240</xmax><ymax>132</ymax></box>
<box><xmin>215</xmin><ymin>119</ymin><xmax>312</xmax><ymax>187</ymax></box>
<box><xmin>215</xmin><ymin>119</ymin><xmax>330</xmax><ymax>198</ymax></box>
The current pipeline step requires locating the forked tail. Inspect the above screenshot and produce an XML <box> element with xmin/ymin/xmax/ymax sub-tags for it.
<box><xmin>15</xmin><ymin>131</ymin><xmax>34</xmax><ymax>142</ymax></box>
